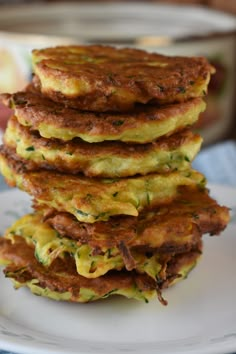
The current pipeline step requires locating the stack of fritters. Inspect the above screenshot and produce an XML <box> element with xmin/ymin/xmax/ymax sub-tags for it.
<box><xmin>0</xmin><ymin>46</ymin><xmax>230</xmax><ymax>303</ymax></box>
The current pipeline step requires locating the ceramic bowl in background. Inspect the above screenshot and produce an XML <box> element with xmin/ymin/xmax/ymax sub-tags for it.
<box><xmin>0</xmin><ymin>2</ymin><xmax>235</xmax><ymax>144</ymax></box>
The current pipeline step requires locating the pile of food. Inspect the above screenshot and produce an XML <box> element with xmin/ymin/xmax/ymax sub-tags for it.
<box><xmin>0</xmin><ymin>45</ymin><xmax>230</xmax><ymax>304</ymax></box>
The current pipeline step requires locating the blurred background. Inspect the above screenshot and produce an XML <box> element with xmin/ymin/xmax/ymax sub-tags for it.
<box><xmin>0</xmin><ymin>0</ymin><xmax>235</xmax><ymax>145</ymax></box>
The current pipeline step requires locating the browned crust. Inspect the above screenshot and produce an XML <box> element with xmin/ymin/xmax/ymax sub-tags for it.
<box><xmin>44</xmin><ymin>186</ymin><xmax>230</xmax><ymax>252</ymax></box>
<box><xmin>0</xmin><ymin>236</ymin><xmax>201</xmax><ymax>301</ymax></box>
<box><xmin>0</xmin><ymin>145</ymin><xmax>230</xmax><ymax>249</ymax></box>
<box><xmin>0</xmin><ymin>145</ymin><xmax>26</xmax><ymax>176</ymax></box>
<box><xmin>4</xmin><ymin>115</ymin><xmax>201</xmax><ymax>177</ymax></box>
<box><xmin>0</xmin><ymin>237</ymin><xmax>155</xmax><ymax>298</ymax></box>
<box><xmin>32</xmin><ymin>45</ymin><xmax>214</xmax><ymax>111</ymax></box>
<box><xmin>0</xmin><ymin>146</ymin><xmax>208</xmax><ymax>224</ymax></box>
<box><xmin>160</xmin><ymin>244</ymin><xmax>202</xmax><ymax>289</ymax></box>
<box><xmin>7</xmin><ymin>114</ymin><xmax>198</xmax><ymax>156</ymax></box>
<box><xmin>2</xmin><ymin>90</ymin><xmax>203</xmax><ymax>142</ymax></box>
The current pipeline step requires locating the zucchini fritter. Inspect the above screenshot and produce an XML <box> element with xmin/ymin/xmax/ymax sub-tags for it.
<box><xmin>45</xmin><ymin>186</ymin><xmax>230</xmax><ymax>250</ymax></box>
<box><xmin>32</xmin><ymin>45</ymin><xmax>214</xmax><ymax>112</ymax></box>
<box><xmin>3</xmin><ymin>213</ymin><xmax>200</xmax><ymax>279</ymax></box>
<box><xmin>0</xmin><ymin>236</ymin><xmax>201</xmax><ymax>303</ymax></box>
<box><xmin>0</xmin><ymin>44</ymin><xmax>228</xmax><ymax>306</ymax></box>
<box><xmin>2</xmin><ymin>91</ymin><xmax>206</xmax><ymax>143</ymax></box>
<box><xmin>4</xmin><ymin>116</ymin><xmax>202</xmax><ymax>177</ymax></box>
<box><xmin>3</xmin><ymin>187</ymin><xmax>228</xmax><ymax>278</ymax></box>
<box><xmin>0</xmin><ymin>147</ymin><xmax>206</xmax><ymax>223</ymax></box>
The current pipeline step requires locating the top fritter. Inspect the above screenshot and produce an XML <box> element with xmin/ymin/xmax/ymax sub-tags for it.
<box><xmin>32</xmin><ymin>45</ymin><xmax>214</xmax><ymax>112</ymax></box>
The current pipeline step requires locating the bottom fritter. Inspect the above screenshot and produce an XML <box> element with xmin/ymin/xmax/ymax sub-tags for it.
<box><xmin>0</xmin><ymin>236</ymin><xmax>201</xmax><ymax>304</ymax></box>
<box><xmin>0</xmin><ymin>185</ymin><xmax>229</xmax><ymax>280</ymax></box>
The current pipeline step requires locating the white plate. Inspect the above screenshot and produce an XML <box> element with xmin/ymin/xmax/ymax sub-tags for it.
<box><xmin>0</xmin><ymin>185</ymin><xmax>236</xmax><ymax>354</ymax></box>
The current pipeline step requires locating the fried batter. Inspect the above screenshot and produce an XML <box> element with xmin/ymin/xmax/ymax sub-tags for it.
<box><xmin>4</xmin><ymin>184</ymin><xmax>229</xmax><ymax>279</ymax></box>
<box><xmin>45</xmin><ymin>186</ymin><xmax>230</xmax><ymax>250</ymax></box>
<box><xmin>3</xmin><ymin>211</ymin><xmax>201</xmax><ymax>279</ymax></box>
<box><xmin>4</xmin><ymin>116</ymin><xmax>202</xmax><ymax>177</ymax></box>
<box><xmin>2</xmin><ymin>91</ymin><xmax>205</xmax><ymax>143</ymax></box>
<box><xmin>0</xmin><ymin>147</ymin><xmax>206</xmax><ymax>223</ymax></box>
<box><xmin>0</xmin><ymin>236</ymin><xmax>201</xmax><ymax>303</ymax></box>
<box><xmin>32</xmin><ymin>45</ymin><xmax>214</xmax><ymax>112</ymax></box>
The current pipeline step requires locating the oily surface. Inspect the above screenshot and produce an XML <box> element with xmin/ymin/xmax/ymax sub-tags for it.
<box><xmin>4</xmin><ymin>116</ymin><xmax>202</xmax><ymax>177</ymax></box>
<box><xmin>0</xmin><ymin>147</ymin><xmax>206</xmax><ymax>223</ymax></box>
<box><xmin>2</xmin><ymin>90</ymin><xmax>205</xmax><ymax>143</ymax></box>
<box><xmin>3</xmin><ymin>185</ymin><xmax>228</xmax><ymax>278</ymax></box>
<box><xmin>32</xmin><ymin>45</ymin><xmax>214</xmax><ymax>112</ymax></box>
<box><xmin>3</xmin><ymin>214</ymin><xmax>164</xmax><ymax>279</ymax></box>
<box><xmin>45</xmin><ymin>186</ymin><xmax>230</xmax><ymax>250</ymax></box>
<box><xmin>0</xmin><ymin>235</ymin><xmax>201</xmax><ymax>302</ymax></box>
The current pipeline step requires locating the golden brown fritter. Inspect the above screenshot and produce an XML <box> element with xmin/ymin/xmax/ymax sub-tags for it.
<box><xmin>3</xmin><ymin>212</ymin><xmax>201</xmax><ymax>279</ymax></box>
<box><xmin>45</xmin><ymin>186</ymin><xmax>230</xmax><ymax>251</ymax></box>
<box><xmin>0</xmin><ymin>146</ymin><xmax>206</xmax><ymax>223</ymax></box>
<box><xmin>2</xmin><ymin>91</ymin><xmax>206</xmax><ymax>143</ymax></box>
<box><xmin>0</xmin><ymin>235</ymin><xmax>202</xmax><ymax>303</ymax></box>
<box><xmin>26</xmin><ymin>185</ymin><xmax>228</xmax><ymax>277</ymax></box>
<box><xmin>1</xmin><ymin>185</ymin><xmax>228</xmax><ymax>280</ymax></box>
<box><xmin>32</xmin><ymin>45</ymin><xmax>214</xmax><ymax>112</ymax></box>
<box><xmin>4</xmin><ymin>116</ymin><xmax>202</xmax><ymax>177</ymax></box>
